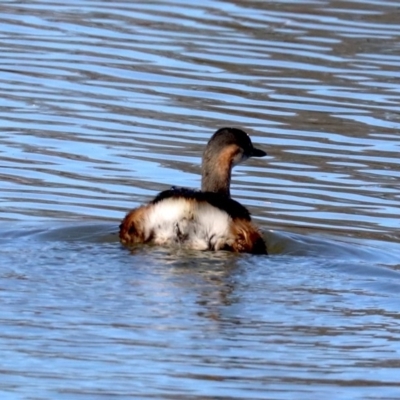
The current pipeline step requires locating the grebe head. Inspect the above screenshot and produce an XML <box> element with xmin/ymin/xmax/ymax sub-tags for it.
<box><xmin>201</xmin><ymin>127</ymin><xmax>267</xmax><ymax>197</ymax></box>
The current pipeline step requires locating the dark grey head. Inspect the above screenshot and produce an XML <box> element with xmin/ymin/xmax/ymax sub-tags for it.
<box><xmin>201</xmin><ymin>127</ymin><xmax>267</xmax><ymax>196</ymax></box>
<box><xmin>205</xmin><ymin>127</ymin><xmax>267</xmax><ymax>164</ymax></box>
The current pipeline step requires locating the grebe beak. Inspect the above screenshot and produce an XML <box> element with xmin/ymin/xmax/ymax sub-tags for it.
<box><xmin>251</xmin><ymin>147</ymin><xmax>267</xmax><ymax>157</ymax></box>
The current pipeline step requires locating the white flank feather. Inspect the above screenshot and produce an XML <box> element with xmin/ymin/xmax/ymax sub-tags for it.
<box><xmin>144</xmin><ymin>198</ymin><xmax>233</xmax><ymax>250</ymax></box>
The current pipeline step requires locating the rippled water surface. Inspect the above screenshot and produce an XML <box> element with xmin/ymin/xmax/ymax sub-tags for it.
<box><xmin>1</xmin><ymin>0</ymin><xmax>400</xmax><ymax>398</ymax></box>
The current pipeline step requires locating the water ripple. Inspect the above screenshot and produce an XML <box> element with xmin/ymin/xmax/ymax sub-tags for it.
<box><xmin>1</xmin><ymin>1</ymin><xmax>400</xmax><ymax>237</ymax></box>
<box><xmin>1</xmin><ymin>1</ymin><xmax>400</xmax><ymax>398</ymax></box>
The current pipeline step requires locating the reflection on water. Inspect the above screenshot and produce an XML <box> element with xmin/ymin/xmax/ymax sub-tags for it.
<box><xmin>1</xmin><ymin>0</ymin><xmax>400</xmax><ymax>398</ymax></box>
<box><xmin>2</xmin><ymin>223</ymin><xmax>400</xmax><ymax>399</ymax></box>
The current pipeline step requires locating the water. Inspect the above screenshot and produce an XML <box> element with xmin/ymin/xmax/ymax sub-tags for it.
<box><xmin>1</xmin><ymin>0</ymin><xmax>400</xmax><ymax>398</ymax></box>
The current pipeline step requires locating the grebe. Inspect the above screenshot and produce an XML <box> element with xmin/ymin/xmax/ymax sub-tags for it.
<box><xmin>119</xmin><ymin>127</ymin><xmax>267</xmax><ymax>254</ymax></box>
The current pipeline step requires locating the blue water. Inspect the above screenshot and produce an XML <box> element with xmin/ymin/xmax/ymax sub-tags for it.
<box><xmin>1</xmin><ymin>0</ymin><xmax>400</xmax><ymax>398</ymax></box>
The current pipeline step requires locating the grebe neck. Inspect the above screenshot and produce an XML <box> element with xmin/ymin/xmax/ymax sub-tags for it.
<box><xmin>201</xmin><ymin>152</ymin><xmax>232</xmax><ymax>197</ymax></box>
